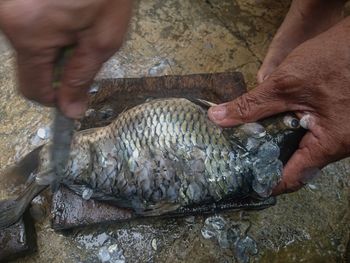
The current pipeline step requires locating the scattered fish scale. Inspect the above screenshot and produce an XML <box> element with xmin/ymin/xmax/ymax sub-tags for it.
<box><xmin>201</xmin><ymin>215</ymin><xmax>258</xmax><ymax>263</ymax></box>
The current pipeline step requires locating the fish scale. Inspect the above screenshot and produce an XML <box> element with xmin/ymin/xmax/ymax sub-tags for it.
<box><xmin>17</xmin><ymin>98</ymin><xmax>302</xmax><ymax>218</ymax></box>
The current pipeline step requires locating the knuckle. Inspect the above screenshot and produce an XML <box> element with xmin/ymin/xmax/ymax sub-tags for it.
<box><xmin>231</xmin><ymin>94</ymin><xmax>256</xmax><ymax>122</ymax></box>
<box><xmin>65</xmin><ymin>76</ymin><xmax>91</xmax><ymax>90</ymax></box>
<box><xmin>269</xmin><ymin>71</ymin><xmax>298</xmax><ymax>93</ymax></box>
<box><xmin>64</xmin><ymin>63</ymin><xmax>100</xmax><ymax>89</ymax></box>
<box><xmin>94</xmin><ymin>37</ymin><xmax>122</xmax><ymax>57</ymax></box>
<box><xmin>269</xmin><ymin>69</ymin><xmax>313</xmax><ymax>104</ymax></box>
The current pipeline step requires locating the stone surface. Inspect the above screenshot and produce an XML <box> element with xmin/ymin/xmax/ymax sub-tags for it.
<box><xmin>0</xmin><ymin>0</ymin><xmax>349</xmax><ymax>262</ymax></box>
<box><xmin>0</xmin><ymin>207</ymin><xmax>37</xmax><ymax>262</ymax></box>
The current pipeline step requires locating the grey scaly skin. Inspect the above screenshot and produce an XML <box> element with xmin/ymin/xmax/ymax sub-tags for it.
<box><xmin>37</xmin><ymin>98</ymin><xmax>301</xmax><ymax>214</ymax></box>
<box><xmin>0</xmin><ymin>98</ymin><xmax>303</xmax><ymax>228</ymax></box>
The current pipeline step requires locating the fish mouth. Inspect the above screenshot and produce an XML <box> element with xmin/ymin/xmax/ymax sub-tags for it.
<box><xmin>259</xmin><ymin>113</ymin><xmax>307</xmax><ymax>165</ymax></box>
<box><xmin>275</xmin><ymin>127</ymin><xmax>306</xmax><ymax>164</ymax></box>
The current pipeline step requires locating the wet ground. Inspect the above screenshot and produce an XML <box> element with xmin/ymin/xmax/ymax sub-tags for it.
<box><xmin>0</xmin><ymin>0</ymin><xmax>349</xmax><ymax>262</ymax></box>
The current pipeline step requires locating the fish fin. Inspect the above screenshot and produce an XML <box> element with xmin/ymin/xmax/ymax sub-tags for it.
<box><xmin>192</xmin><ymin>98</ymin><xmax>218</xmax><ymax>109</ymax></box>
<box><xmin>137</xmin><ymin>202</ymin><xmax>180</xmax><ymax>217</ymax></box>
<box><xmin>145</xmin><ymin>97</ymin><xmax>157</xmax><ymax>102</ymax></box>
<box><xmin>65</xmin><ymin>184</ymin><xmax>108</xmax><ymax>200</ymax></box>
<box><xmin>65</xmin><ymin>184</ymin><xmax>136</xmax><ymax>208</ymax></box>
<box><xmin>0</xmin><ymin>179</ymin><xmax>48</xmax><ymax>229</ymax></box>
<box><xmin>76</xmin><ymin>127</ymin><xmax>101</xmax><ymax>136</ymax></box>
<box><xmin>0</xmin><ymin>146</ymin><xmax>43</xmax><ymax>186</ymax></box>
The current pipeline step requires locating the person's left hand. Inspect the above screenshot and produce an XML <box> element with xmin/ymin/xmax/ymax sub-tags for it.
<box><xmin>208</xmin><ymin>17</ymin><xmax>350</xmax><ymax>195</ymax></box>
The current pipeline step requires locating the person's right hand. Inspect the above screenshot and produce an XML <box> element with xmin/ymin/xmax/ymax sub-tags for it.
<box><xmin>0</xmin><ymin>0</ymin><xmax>133</xmax><ymax>118</ymax></box>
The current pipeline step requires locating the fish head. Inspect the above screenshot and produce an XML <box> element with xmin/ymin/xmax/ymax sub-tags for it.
<box><xmin>249</xmin><ymin>114</ymin><xmax>305</xmax><ymax>198</ymax></box>
<box><xmin>231</xmin><ymin>113</ymin><xmax>305</xmax><ymax>164</ymax></box>
<box><xmin>229</xmin><ymin>114</ymin><xmax>305</xmax><ymax>198</ymax></box>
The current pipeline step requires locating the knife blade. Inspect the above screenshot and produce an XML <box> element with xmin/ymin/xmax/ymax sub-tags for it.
<box><xmin>51</xmin><ymin>109</ymin><xmax>74</xmax><ymax>189</ymax></box>
<box><xmin>50</xmin><ymin>48</ymin><xmax>75</xmax><ymax>190</ymax></box>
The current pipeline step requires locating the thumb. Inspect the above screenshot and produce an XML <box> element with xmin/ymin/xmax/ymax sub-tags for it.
<box><xmin>272</xmin><ymin>131</ymin><xmax>329</xmax><ymax>195</ymax></box>
<box><xmin>208</xmin><ymin>80</ymin><xmax>288</xmax><ymax>127</ymax></box>
<box><xmin>58</xmin><ymin>45</ymin><xmax>104</xmax><ymax>119</ymax></box>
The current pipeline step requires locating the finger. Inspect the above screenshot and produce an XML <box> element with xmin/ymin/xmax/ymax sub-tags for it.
<box><xmin>17</xmin><ymin>50</ymin><xmax>57</xmax><ymax>106</ymax></box>
<box><xmin>58</xmin><ymin>0</ymin><xmax>131</xmax><ymax>119</ymax></box>
<box><xmin>57</xmin><ymin>44</ymin><xmax>105</xmax><ymax>119</ymax></box>
<box><xmin>208</xmin><ymin>79</ymin><xmax>288</xmax><ymax>127</ymax></box>
<box><xmin>272</xmin><ymin>131</ymin><xmax>329</xmax><ymax>195</ymax></box>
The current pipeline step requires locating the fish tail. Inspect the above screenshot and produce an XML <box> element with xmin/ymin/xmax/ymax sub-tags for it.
<box><xmin>0</xmin><ymin>175</ymin><xmax>49</xmax><ymax>229</ymax></box>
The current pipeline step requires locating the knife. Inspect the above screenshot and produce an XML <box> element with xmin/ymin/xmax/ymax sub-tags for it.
<box><xmin>50</xmin><ymin>48</ymin><xmax>75</xmax><ymax>191</ymax></box>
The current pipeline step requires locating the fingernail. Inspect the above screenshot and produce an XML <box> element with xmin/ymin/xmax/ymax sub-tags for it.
<box><xmin>300</xmin><ymin>167</ymin><xmax>321</xmax><ymax>184</ymax></box>
<box><xmin>209</xmin><ymin>105</ymin><xmax>227</xmax><ymax>121</ymax></box>
<box><xmin>62</xmin><ymin>101</ymin><xmax>87</xmax><ymax>119</ymax></box>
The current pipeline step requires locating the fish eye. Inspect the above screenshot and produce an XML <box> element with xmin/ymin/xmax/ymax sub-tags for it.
<box><xmin>283</xmin><ymin>115</ymin><xmax>300</xmax><ymax>129</ymax></box>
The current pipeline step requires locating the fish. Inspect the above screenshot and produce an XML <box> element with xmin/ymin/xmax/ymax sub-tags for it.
<box><xmin>0</xmin><ymin>98</ymin><xmax>304</xmax><ymax>229</ymax></box>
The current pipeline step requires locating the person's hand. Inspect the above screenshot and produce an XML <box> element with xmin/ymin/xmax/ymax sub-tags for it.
<box><xmin>0</xmin><ymin>0</ymin><xmax>133</xmax><ymax>118</ymax></box>
<box><xmin>208</xmin><ymin>17</ymin><xmax>350</xmax><ymax>195</ymax></box>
